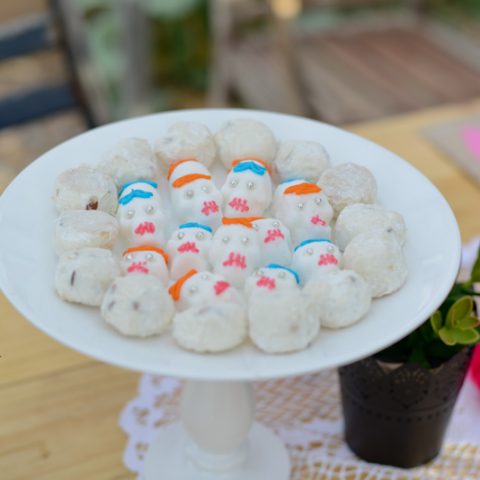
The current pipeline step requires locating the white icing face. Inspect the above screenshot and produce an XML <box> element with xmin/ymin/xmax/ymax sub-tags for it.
<box><xmin>166</xmin><ymin>225</ymin><xmax>213</xmax><ymax>280</ymax></box>
<box><xmin>291</xmin><ymin>240</ymin><xmax>342</xmax><ymax>285</ymax></box>
<box><xmin>121</xmin><ymin>248</ymin><xmax>169</xmax><ymax>287</ymax></box>
<box><xmin>272</xmin><ymin>180</ymin><xmax>333</xmax><ymax>245</ymax></box>
<box><xmin>252</xmin><ymin>218</ymin><xmax>292</xmax><ymax>266</ymax></box>
<box><xmin>209</xmin><ymin>224</ymin><xmax>261</xmax><ymax>288</ymax></box>
<box><xmin>117</xmin><ymin>181</ymin><xmax>166</xmax><ymax>247</ymax></box>
<box><xmin>221</xmin><ymin>162</ymin><xmax>272</xmax><ymax>217</ymax></box>
<box><xmin>176</xmin><ymin>271</ymin><xmax>242</xmax><ymax>311</ymax></box>
<box><xmin>245</xmin><ymin>266</ymin><xmax>299</xmax><ymax>298</ymax></box>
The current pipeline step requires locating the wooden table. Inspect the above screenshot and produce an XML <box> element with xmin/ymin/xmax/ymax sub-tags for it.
<box><xmin>1</xmin><ymin>100</ymin><xmax>480</xmax><ymax>480</ymax></box>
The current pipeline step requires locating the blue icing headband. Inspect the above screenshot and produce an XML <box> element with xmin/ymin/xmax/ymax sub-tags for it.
<box><xmin>280</xmin><ymin>177</ymin><xmax>308</xmax><ymax>184</ymax></box>
<box><xmin>179</xmin><ymin>222</ymin><xmax>212</xmax><ymax>233</ymax></box>
<box><xmin>118</xmin><ymin>189</ymin><xmax>153</xmax><ymax>205</ymax></box>
<box><xmin>266</xmin><ymin>264</ymin><xmax>300</xmax><ymax>284</ymax></box>
<box><xmin>294</xmin><ymin>238</ymin><xmax>332</xmax><ymax>252</ymax></box>
<box><xmin>232</xmin><ymin>160</ymin><xmax>267</xmax><ymax>176</ymax></box>
<box><xmin>118</xmin><ymin>179</ymin><xmax>158</xmax><ymax>197</ymax></box>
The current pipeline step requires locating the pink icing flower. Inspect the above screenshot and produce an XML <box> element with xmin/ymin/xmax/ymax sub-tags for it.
<box><xmin>264</xmin><ymin>228</ymin><xmax>285</xmax><ymax>244</ymax></box>
<box><xmin>127</xmin><ymin>261</ymin><xmax>149</xmax><ymax>274</ymax></box>
<box><xmin>318</xmin><ymin>253</ymin><xmax>338</xmax><ymax>266</ymax></box>
<box><xmin>222</xmin><ymin>252</ymin><xmax>247</xmax><ymax>269</ymax></box>
<box><xmin>214</xmin><ymin>280</ymin><xmax>230</xmax><ymax>296</ymax></box>
<box><xmin>256</xmin><ymin>276</ymin><xmax>276</xmax><ymax>290</ymax></box>
<box><xmin>228</xmin><ymin>197</ymin><xmax>249</xmax><ymax>213</ymax></box>
<box><xmin>134</xmin><ymin>221</ymin><xmax>155</xmax><ymax>235</ymax></box>
<box><xmin>311</xmin><ymin>215</ymin><xmax>327</xmax><ymax>226</ymax></box>
<box><xmin>177</xmin><ymin>242</ymin><xmax>199</xmax><ymax>253</ymax></box>
<box><xmin>201</xmin><ymin>200</ymin><xmax>219</xmax><ymax>216</ymax></box>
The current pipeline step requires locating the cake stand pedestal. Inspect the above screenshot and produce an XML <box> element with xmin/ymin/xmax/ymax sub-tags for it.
<box><xmin>144</xmin><ymin>381</ymin><xmax>289</xmax><ymax>480</ymax></box>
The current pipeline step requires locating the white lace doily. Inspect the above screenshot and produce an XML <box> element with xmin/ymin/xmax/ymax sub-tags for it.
<box><xmin>119</xmin><ymin>237</ymin><xmax>480</xmax><ymax>480</ymax></box>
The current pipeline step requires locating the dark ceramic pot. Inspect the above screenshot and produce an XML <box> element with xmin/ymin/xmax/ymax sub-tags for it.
<box><xmin>338</xmin><ymin>348</ymin><xmax>472</xmax><ymax>468</ymax></box>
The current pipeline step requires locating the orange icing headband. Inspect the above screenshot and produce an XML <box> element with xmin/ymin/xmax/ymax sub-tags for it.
<box><xmin>284</xmin><ymin>183</ymin><xmax>321</xmax><ymax>195</ymax></box>
<box><xmin>123</xmin><ymin>245</ymin><xmax>169</xmax><ymax>265</ymax></box>
<box><xmin>172</xmin><ymin>173</ymin><xmax>212</xmax><ymax>188</ymax></box>
<box><xmin>167</xmin><ymin>158</ymin><xmax>199</xmax><ymax>181</ymax></box>
<box><xmin>222</xmin><ymin>217</ymin><xmax>258</xmax><ymax>229</ymax></box>
<box><xmin>230</xmin><ymin>157</ymin><xmax>272</xmax><ymax>175</ymax></box>
<box><xmin>169</xmin><ymin>269</ymin><xmax>198</xmax><ymax>301</ymax></box>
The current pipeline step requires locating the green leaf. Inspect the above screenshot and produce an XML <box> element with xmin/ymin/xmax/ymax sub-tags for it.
<box><xmin>430</xmin><ymin>311</ymin><xmax>443</xmax><ymax>334</ymax></box>
<box><xmin>447</xmin><ymin>297</ymin><xmax>473</xmax><ymax>328</ymax></box>
<box><xmin>438</xmin><ymin>327</ymin><xmax>456</xmax><ymax>346</ymax></box>
<box><xmin>408</xmin><ymin>348</ymin><xmax>429</xmax><ymax>368</ymax></box>
<box><xmin>457</xmin><ymin>314</ymin><xmax>480</xmax><ymax>330</ymax></box>
<box><xmin>451</xmin><ymin>328</ymin><xmax>480</xmax><ymax>345</ymax></box>
<box><xmin>470</xmin><ymin>245</ymin><xmax>480</xmax><ymax>284</ymax></box>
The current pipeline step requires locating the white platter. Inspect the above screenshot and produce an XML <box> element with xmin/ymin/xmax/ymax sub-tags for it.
<box><xmin>0</xmin><ymin>109</ymin><xmax>461</xmax><ymax>381</ymax></box>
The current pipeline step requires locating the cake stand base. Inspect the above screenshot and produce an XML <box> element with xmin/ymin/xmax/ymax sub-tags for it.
<box><xmin>144</xmin><ymin>422</ymin><xmax>290</xmax><ymax>480</ymax></box>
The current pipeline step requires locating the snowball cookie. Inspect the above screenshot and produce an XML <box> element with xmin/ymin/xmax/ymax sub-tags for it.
<box><xmin>155</xmin><ymin>121</ymin><xmax>217</xmax><ymax>169</ymax></box>
<box><xmin>304</xmin><ymin>269</ymin><xmax>371</xmax><ymax>328</ymax></box>
<box><xmin>54</xmin><ymin>210</ymin><xmax>119</xmax><ymax>254</ymax></box>
<box><xmin>121</xmin><ymin>245</ymin><xmax>169</xmax><ymax>287</ymax></box>
<box><xmin>245</xmin><ymin>264</ymin><xmax>300</xmax><ymax>299</ymax></box>
<box><xmin>318</xmin><ymin>163</ymin><xmax>377</xmax><ymax>217</ymax></box>
<box><xmin>215</xmin><ymin>118</ymin><xmax>277</xmax><ymax>169</ymax></box>
<box><xmin>291</xmin><ymin>239</ymin><xmax>342</xmax><ymax>285</ymax></box>
<box><xmin>173</xmin><ymin>302</ymin><xmax>247</xmax><ymax>353</ymax></box>
<box><xmin>334</xmin><ymin>203</ymin><xmax>406</xmax><ymax>251</ymax></box>
<box><xmin>53</xmin><ymin>165</ymin><xmax>117</xmax><ymax>214</ymax></box>
<box><xmin>343</xmin><ymin>228</ymin><xmax>407</xmax><ymax>298</ymax></box>
<box><xmin>248</xmin><ymin>290</ymin><xmax>320</xmax><ymax>354</ymax></box>
<box><xmin>55</xmin><ymin>248</ymin><xmax>120</xmax><ymax>306</ymax></box>
<box><xmin>169</xmin><ymin>269</ymin><xmax>243</xmax><ymax>311</ymax></box>
<box><xmin>101</xmin><ymin>275</ymin><xmax>174</xmax><ymax>337</ymax></box>
<box><xmin>252</xmin><ymin>218</ymin><xmax>292</xmax><ymax>266</ymax></box>
<box><xmin>273</xmin><ymin>140</ymin><xmax>330</xmax><ymax>183</ymax></box>
<box><xmin>99</xmin><ymin>137</ymin><xmax>157</xmax><ymax>187</ymax></box>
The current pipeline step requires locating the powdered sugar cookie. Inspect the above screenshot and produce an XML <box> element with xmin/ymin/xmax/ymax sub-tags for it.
<box><xmin>291</xmin><ymin>239</ymin><xmax>342</xmax><ymax>285</ymax></box>
<box><xmin>343</xmin><ymin>228</ymin><xmax>407</xmax><ymax>298</ymax></box>
<box><xmin>55</xmin><ymin>248</ymin><xmax>120</xmax><ymax>306</ymax></box>
<box><xmin>121</xmin><ymin>245</ymin><xmax>169</xmax><ymax>286</ymax></box>
<box><xmin>54</xmin><ymin>210</ymin><xmax>118</xmax><ymax>254</ymax></box>
<box><xmin>173</xmin><ymin>301</ymin><xmax>247</xmax><ymax>353</ymax></box>
<box><xmin>166</xmin><ymin>223</ymin><xmax>212</xmax><ymax>280</ymax></box>
<box><xmin>245</xmin><ymin>264</ymin><xmax>300</xmax><ymax>299</ymax></box>
<box><xmin>53</xmin><ymin>165</ymin><xmax>117</xmax><ymax>214</ymax></box>
<box><xmin>318</xmin><ymin>163</ymin><xmax>377</xmax><ymax>217</ymax></box>
<box><xmin>273</xmin><ymin>140</ymin><xmax>330</xmax><ymax>182</ymax></box>
<box><xmin>252</xmin><ymin>217</ymin><xmax>292</xmax><ymax>266</ymax></box>
<box><xmin>334</xmin><ymin>203</ymin><xmax>406</xmax><ymax>250</ymax></box>
<box><xmin>248</xmin><ymin>290</ymin><xmax>320</xmax><ymax>353</ymax></box>
<box><xmin>101</xmin><ymin>274</ymin><xmax>174</xmax><ymax>337</ymax></box>
<box><xmin>215</xmin><ymin>118</ymin><xmax>277</xmax><ymax>169</ymax></box>
<box><xmin>99</xmin><ymin>137</ymin><xmax>157</xmax><ymax>187</ymax></box>
<box><xmin>304</xmin><ymin>269</ymin><xmax>371</xmax><ymax>328</ymax></box>
<box><xmin>155</xmin><ymin>121</ymin><xmax>217</xmax><ymax>170</ymax></box>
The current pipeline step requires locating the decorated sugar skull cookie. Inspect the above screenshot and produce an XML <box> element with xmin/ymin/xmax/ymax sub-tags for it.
<box><xmin>245</xmin><ymin>264</ymin><xmax>300</xmax><ymax>299</ymax></box>
<box><xmin>252</xmin><ymin>217</ymin><xmax>292</xmax><ymax>266</ymax></box>
<box><xmin>168</xmin><ymin>159</ymin><xmax>222</xmax><ymax>228</ymax></box>
<box><xmin>121</xmin><ymin>245</ymin><xmax>169</xmax><ymax>287</ymax></box>
<box><xmin>117</xmin><ymin>180</ymin><xmax>166</xmax><ymax>247</ymax></box>
<box><xmin>209</xmin><ymin>218</ymin><xmax>261</xmax><ymax>288</ymax></box>
<box><xmin>291</xmin><ymin>239</ymin><xmax>342</xmax><ymax>285</ymax></box>
<box><xmin>221</xmin><ymin>159</ymin><xmax>273</xmax><ymax>217</ymax></box>
<box><xmin>272</xmin><ymin>179</ymin><xmax>333</xmax><ymax>245</ymax></box>
<box><xmin>166</xmin><ymin>223</ymin><xmax>213</xmax><ymax>280</ymax></box>
<box><xmin>169</xmin><ymin>269</ymin><xmax>243</xmax><ymax>311</ymax></box>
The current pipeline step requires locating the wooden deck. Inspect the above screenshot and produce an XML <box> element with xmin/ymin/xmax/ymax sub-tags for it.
<box><xmin>231</xmin><ymin>27</ymin><xmax>480</xmax><ymax>124</ymax></box>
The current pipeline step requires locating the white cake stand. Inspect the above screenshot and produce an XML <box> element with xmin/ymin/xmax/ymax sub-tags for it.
<box><xmin>0</xmin><ymin>109</ymin><xmax>461</xmax><ymax>480</ymax></box>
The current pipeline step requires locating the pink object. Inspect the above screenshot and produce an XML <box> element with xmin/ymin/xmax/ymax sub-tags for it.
<box><xmin>256</xmin><ymin>276</ymin><xmax>276</xmax><ymax>290</ymax></box>
<box><xmin>228</xmin><ymin>197</ymin><xmax>249</xmax><ymax>213</ymax></box>
<box><xmin>134</xmin><ymin>222</ymin><xmax>155</xmax><ymax>235</ymax></box>
<box><xmin>201</xmin><ymin>200</ymin><xmax>219</xmax><ymax>215</ymax></box>
<box><xmin>470</xmin><ymin>345</ymin><xmax>480</xmax><ymax>389</ymax></box>
<box><xmin>128</xmin><ymin>262</ymin><xmax>149</xmax><ymax>274</ymax></box>
<box><xmin>264</xmin><ymin>228</ymin><xmax>285</xmax><ymax>243</ymax></box>
<box><xmin>318</xmin><ymin>254</ymin><xmax>338</xmax><ymax>266</ymax></box>
<box><xmin>222</xmin><ymin>252</ymin><xmax>247</xmax><ymax>269</ymax></box>
<box><xmin>462</xmin><ymin>127</ymin><xmax>480</xmax><ymax>161</ymax></box>
<box><xmin>214</xmin><ymin>280</ymin><xmax>230</xmax><ymax>296</ymax></box>
<box><xmin>311</xmin><ymin>215</ymin><xmax>327</xmax><ymax>226</ymax></box>
<box><xmin>177</xmin><ymin>242</ymin><xmax>199</xmax><ymax>253</ymax></box>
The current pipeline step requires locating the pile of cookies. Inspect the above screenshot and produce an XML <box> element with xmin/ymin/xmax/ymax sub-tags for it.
<box><xmin>52</xmin><ymin>118</ymin><xmax>407</xmax><ymax>354</ymax></box>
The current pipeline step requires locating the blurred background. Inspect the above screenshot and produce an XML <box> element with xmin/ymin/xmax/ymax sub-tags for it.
<box><xmin>1</xmin><ymin>0</ymin><xmax>480</xmax><ymax>189</ymax></box>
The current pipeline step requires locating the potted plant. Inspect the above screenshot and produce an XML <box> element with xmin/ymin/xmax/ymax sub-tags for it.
<box><xmin>339</xmin><ymin>247</ymin><xmax>480</xmax><ymax>469</ymax></box>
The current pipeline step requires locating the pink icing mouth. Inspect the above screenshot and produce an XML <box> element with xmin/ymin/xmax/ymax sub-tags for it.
<box><xmin>311</xmin><ymin>215</ymin><xmax>327</xmax><ymax>226</ymax></box>
<box><xmin>222</xmin><ymin>252</ymin><xmax>247</xmax><ymax>269</ymax></box>
<box><xmin>134</xmin><ymin>221</ymin><xmax>155</xmax><ymax>235</ymax></box>
<box><xmin>318</xmin><ymin>253</ymin><xmax>338</xmax><ymax>266</ymax></box>
<box><xmin>127</xmin><ymin>261</ymin><xmax>149</xmax><ymax>274</ymax></box>
<box><xmin>201</xmin><ymin>200</ymin><xmax>219</xmax><ymax>216</ymax></box>
<box><xmin>214</xmin><ymin>280</ymin><xmax>230</xmax><ymax>296</ymax></box>
<box><xmin>256</xmin><ymin>276</ymin><xmax>276</xmax><ymax>290</ymax></box>
<box><xmin>264</xmin><ymin>228</ymin><xmax>285</xmax><ymax>243</ymax></box>
<box><xmin>228</xmin><ymin>197</ymin><xmax>249</xmax><ymax>213</ymax></box>
<box><xmin>178</xmin><ymin>241</ymin><xmax>199</xmax><ymax>253</ymax></box>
